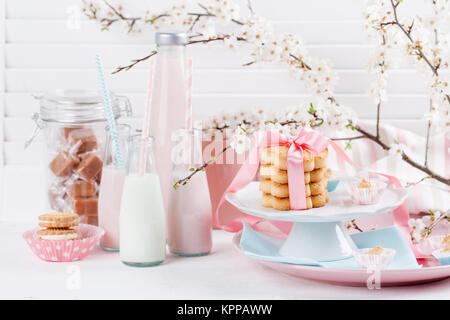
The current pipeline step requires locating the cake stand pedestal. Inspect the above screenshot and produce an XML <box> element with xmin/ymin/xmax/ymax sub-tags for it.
<box><xmin>279</xmin><ymin>221</ymin><xmax>356</xmax><ymax>261</ymax></box>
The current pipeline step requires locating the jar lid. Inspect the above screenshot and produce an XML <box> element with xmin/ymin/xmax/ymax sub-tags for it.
<box><xmin>155</xmin><ymin>32</ymin><xmax>188</xmax><ymax>46</ymax></box>
<box><xmin>38</xmin><ymin>89</ymin><xmax>126</xmax><ymax>124</ymax></box>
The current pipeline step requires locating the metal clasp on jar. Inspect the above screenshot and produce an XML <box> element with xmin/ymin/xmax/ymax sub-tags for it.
<box><xmin>116</xmin><ymin>95</ymin><xmax>133</xmax><ymax>118</ymax></box>
<box><xmin>24</xmin><ymin>112</ymin><xmax>47</xmax><ymax>149</ymax></box>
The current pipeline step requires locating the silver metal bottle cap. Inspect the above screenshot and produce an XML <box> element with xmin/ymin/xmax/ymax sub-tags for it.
<box><xmin>155</xmin><ymin>32</ymin><xmax>188</xmax><ymax>45</ymax></box>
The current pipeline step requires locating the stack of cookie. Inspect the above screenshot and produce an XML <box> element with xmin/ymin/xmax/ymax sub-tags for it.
<box><xmin>37</xmin><ymin>213</ymin><xmax>79</xmax><ymax>241</ymax></box>
<box><xmin>259</xmin><ymin>146</ymin><xmax>330</xmax><ymax>210</ymax></box>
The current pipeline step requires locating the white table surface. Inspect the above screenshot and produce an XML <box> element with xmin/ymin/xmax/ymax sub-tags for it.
<box><xmin>2</xmin><ymin>222</ymin><xmax>449</xmax><ymax>300</ymax></box>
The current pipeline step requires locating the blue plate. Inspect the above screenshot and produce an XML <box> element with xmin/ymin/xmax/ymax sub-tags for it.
<box><xmin>433</xmin><ymin>251</ymin><xmax>450</xmax><ymax>266</ymax></box>
<box><xmin>327</xmin><ymin>180</ymin><xmax>340</xmax><ymax>192</ymax></box>
<box><xmin>240</xmin><ymin>222</ymin><xmax>420</xmax><ymax>270</ymax></box>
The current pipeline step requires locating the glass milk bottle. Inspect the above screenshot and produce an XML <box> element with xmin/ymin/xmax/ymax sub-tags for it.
<box><xmin>149</xmin><ymin>31</ymin><xmax>188</xmax><ymax>214</ymax></box>
<box><xmin>98</xmin><ymin>124</ymin><xmax>131</xmax><ymax>251</ymax></box>
<box><xmin>168</xmin><ymin>129</ymin><xmax>212</xmax><ymax>256</ymax></box>
<box><xmin>120</xmin><ymin>135</ymin><xmax>166</xmax><ymax>267</ymax></box>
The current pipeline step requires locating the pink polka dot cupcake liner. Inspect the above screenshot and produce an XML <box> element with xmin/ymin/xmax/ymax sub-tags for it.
<box><xmin>23</xmin><ymin>224</ymin><xmax>105</xmax><ymax>262</ymax></box>
<box><xmin>346</xmin><ymin>180</ymin><xmax>387</xmax><ymax>205</ymax></box>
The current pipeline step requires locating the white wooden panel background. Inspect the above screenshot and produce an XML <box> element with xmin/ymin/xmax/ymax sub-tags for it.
<box><xmin>0</xmin><ymin>0</ymin><xmax>442</xmax><ymax>220</ymax></box>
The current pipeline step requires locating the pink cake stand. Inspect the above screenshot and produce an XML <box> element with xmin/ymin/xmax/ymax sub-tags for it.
<box><xmin>232</xmin><ymin>232</ymin><xmax>450</xmax><ymax>286</ymax></box>
<box><xmin>226</xmin><ymin>182</ymin><xmax>450</xmax><ymax>286</ymax></box>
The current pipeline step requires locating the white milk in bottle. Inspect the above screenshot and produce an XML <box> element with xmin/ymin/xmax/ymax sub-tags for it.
<box><xmin>119</xmin><ymin>135</ymin><xmax>166</xmax><ymax>267</ymax></box>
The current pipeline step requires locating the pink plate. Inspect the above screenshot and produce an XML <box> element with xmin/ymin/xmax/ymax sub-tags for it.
<box><xmin>233</xmin><ymin>232</ymin><xmax>450</xmax><ymax>287</ymax></box>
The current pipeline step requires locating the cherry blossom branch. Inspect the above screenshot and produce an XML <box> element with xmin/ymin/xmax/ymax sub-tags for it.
<box><xmin>173</xmin><ymin>145</ymin><xmax>231</xmax><ymax>189</ymax></box>
<box><xmin>331</xmin><ymin>135</ymin><xmax>365</xmax><ymax>141</ymax></box>
<box><xmin>83</xmin><ymin>0</ymin><xmax>147</xmax><ymax>32</ymax></box>
<box><xmin>376</xmin><ymin>101</ymin><xmax>381</xmax><ymax>139</ymax></box>
<box><xmin>111</xmin><ymin>35</ymin><xmax>246</xmax><ymax>74</ymax></box>
<box><xmin>423</xmin><ymin>210</ymin><xmax>449</xmax><ymax>237</ymax></box>
<box><xmin>112</xmin><ymin>50</ymin><xmax>157</xmax><ymax>74</ymax></box>
<box><xmin>84</xmin><ymin>0</ymin><xmax>450</xmax><ymax>188</ymax></box>
<box><xmin>382</xmin><ymin>0</ymin><xmax>450</xmax><ymax>104</ymax></box>
<box><xmin>424</xmin><ymin>98</ymin><xmax>432</xmax><ymax>167</ymax></box>
<box><xmin>425</xmin><ymin>25</ymin><xmax>439</xmax><ymax>167</ymax></box>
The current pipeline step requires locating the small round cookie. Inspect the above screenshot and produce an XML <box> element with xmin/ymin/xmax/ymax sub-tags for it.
<box><xmin>271</xmin><ymin>182</ymin><xmax>289</xmax><ymax>198</ymax></box>
<box><xmin>259</xmin><ymin>164</ymin><xmax>272</xmax><ymax>179</ymax></box>
<box><xmin>271</xmin><ymin>145</ymin><xmax>289</xmax><ymax>159</ymax></box>
<box><xmin>270</xmin><ymin>196</ymin><xmax>314</xmax><ymax>210</ymax></box>
<box><xmin>313</xmin><ymin>149</ymin><xmax>328</xmax><ymax>169</ymax></box>
<box><xmin>260</xmin><ymin>147</ymin><xmax>272</xmax><ymax>165</ymax></box>
<box><xmin>271</xmin><ymin>146</ymin><xmax>289</xmax><ymax>170</ymax></box>
<box><xmin>262</xmin><ymin>193</ymin><xmax>273</xmax><ymax>208</ymax></box>
<box><xmin>302</xmin><ymin>150</ymin><xmax>315</xmax><ymax>172</ymax></box>
<box><xmin>311</xmin><ymin>191</ymin><xmax>329</xmax><ymax>208</ymax></box>
<box><xmin>38</xmin><ymin>212</ymin><xmax>79</xmax><ymax>229</ymax></box>
<box><xmin>37</xmin><ymin>228</ymin><xmax>78</xmax><ymax>241</ymax></box>
<box><xmin>270</xmin><ymin>168</ymin><xmax>287</xmax><ymax>184</ymax></box>
<box><xmin>310</xmin><ymin>180</ymin><xmax>327</xmax><ymax>196</ymax></box>
<box><xmin>305</xmin><ymin>197</ymin><xmax>313</xmax><ymax>210</ymax></box>
<box><xmin>259</xmin><ymin>179</ymin><xmax>271</xmax><ymax>194</ymax></box>
<box><xmin>271</xmin><ymin>181</ymin><xmax>311</xmax><ymax>198</ymax></box>
<box><xmin>272</xmin><ymin>149</ymin><xmax>315</xmax><ymax>172</ymax></box>
<box><xmin>310</xmin><ymin>168</ymin><xmax>327</xmax><ymax>182</ymax></box>
<box><xmin>304</xmin><ymin>172</ymin><xmax>311</xmax><ymax>184</ymax></box>
<box><xmin>269</xmin><ymin>195</ymin><xmax>291</xmax><ymax>211</ymax></box>
<box><xmin>270</xmin><ymin>168</ymin><xmax>311</xmax><ymax>184</ymax></box>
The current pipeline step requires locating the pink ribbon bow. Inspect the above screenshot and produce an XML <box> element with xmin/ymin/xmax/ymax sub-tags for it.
<box><xmin>214</xmin><ymin>129</ymin><xmax>329</xmax><ymax>228</ymax></box>
<box><xmin>276</xmin><ymin>129</ymin><xmax>330</xmax><ymax>210</ymax></box>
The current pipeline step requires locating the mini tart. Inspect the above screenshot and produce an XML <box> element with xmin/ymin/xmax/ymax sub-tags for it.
<box><xmin>38</xmin><ymin>212</ymin><xmax>79</xmax><ymax>229</ymax></box>
<box><xmin>37</xmin><ymin>228</ymin><xmax>78</xmax><ymax>241</ymax></box>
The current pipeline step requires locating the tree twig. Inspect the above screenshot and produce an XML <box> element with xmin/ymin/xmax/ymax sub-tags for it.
<box><xmin>424</xmin><ymin>98</ymin><xmax>432</xmax><ymax>167</ymax></box>
<box><xmin>173</xmin><ymin>145</ymin><xmax>231</xmax><ymax>188</ymax></box>
<box><xmin>112</xmin><ymin>50</ymin><xmax>157</xmax><ymax>74</ymax></box>
<box><xmin>331</xmin><ymin>135</ymin><xmax>365</xmax><ymax>141</ymax></box>
<box><xmin>376</xmin><ymin>101</ymin><xmax>381</xmax><ymax>139</ymax></box>
<box><xmin>423</xmin><ymin>210</ymin><xmax>450</xmax><ymax>237</ymax></box>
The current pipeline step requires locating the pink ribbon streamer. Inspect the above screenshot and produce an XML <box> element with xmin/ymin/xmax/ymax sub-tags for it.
<box><xmin>214</xmin><ymin>130</ymin><xmax>421</xmax><ymax>258</ymax></box>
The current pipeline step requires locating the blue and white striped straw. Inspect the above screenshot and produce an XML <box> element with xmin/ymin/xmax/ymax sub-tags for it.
<box><xmin>94</xmin><ymin>54</ymin><xmax>124</xmax><ymax>169</ymax></box>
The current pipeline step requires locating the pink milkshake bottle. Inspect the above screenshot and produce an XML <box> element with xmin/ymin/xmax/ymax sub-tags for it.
<box><xmin>168</xmin><ymin>128</ymin><xmax>212</xmax><ymax>256</ymax></box>
<box><xmin>98</xmin><ymin>124</ymin><xmax>131</xmax><ymax>251</ymax></box>
<box><xmin>149</xmin><ymin>32</ymin><xmax>189</xmax><ymax>211</ymax></box>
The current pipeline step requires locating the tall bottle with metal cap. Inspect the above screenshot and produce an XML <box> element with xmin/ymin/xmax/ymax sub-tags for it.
<box><xmin>149</xmin><ymin>31</ymin><xmax>189</xmax><ymax>210</ymax></box>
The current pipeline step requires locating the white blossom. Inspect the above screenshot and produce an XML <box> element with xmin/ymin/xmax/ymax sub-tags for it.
<box><xmin>388</xmin><ymin>141</ymin><xmax>405</xmax><ymax>159</ymax></box>
<box><xmin>409</xmin><ymin>218</ymin><xmax>427</xmax><ymax>242</ymax></box>
<box><xmin>229</xmin><ymin>126</ymin><xmax>251</xmax><ymax>154</ymax></box>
